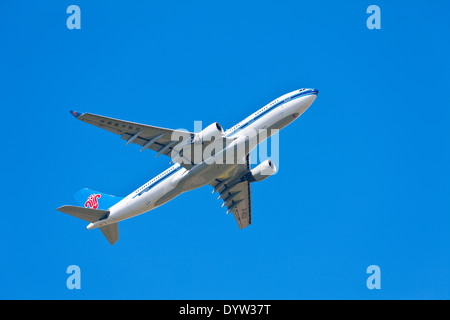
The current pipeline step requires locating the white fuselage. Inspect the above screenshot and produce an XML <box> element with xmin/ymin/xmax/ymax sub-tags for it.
<box><xmin>87</xmin><ymin>88</ymin><xmax>318</xmax><ymax>230</ymax></box>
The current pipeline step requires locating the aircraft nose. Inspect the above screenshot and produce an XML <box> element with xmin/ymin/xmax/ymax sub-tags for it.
<box><xmin>302</xmin><ymin>89</ymin><xmax>318</xmax><ymax>107</ymax></box>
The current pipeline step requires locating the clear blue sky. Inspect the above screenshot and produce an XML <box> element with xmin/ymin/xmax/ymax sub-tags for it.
<box><xmin>1</xmin><ymin>0</ymin><xmax>449</xmax><ymax>299</ymax></box>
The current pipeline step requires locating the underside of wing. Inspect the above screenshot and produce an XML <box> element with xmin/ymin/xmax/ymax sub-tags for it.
<box><xmin>210</xmin><ymin>155</ymin><xmax>253</xmax><ymax>229</ymax></box>
<box><xmin>71</xmin><ymin>111</ymin><xmax>233</xmax><ymax>170</ymax></box>
<box><xmin>72</xmin><ymin>111</ymin><xmax>193</xmax><ymax>153</ymax></box>
<box><xmin>223</xmin><ymin>180</ymin><xmax>252</xmax><ymax>229</ymax></box>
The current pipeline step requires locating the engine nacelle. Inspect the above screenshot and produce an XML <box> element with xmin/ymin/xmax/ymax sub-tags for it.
<box><xmin>250</xmin><ymin>160</ymin><xmax>277</xmax><ymax>182</ymax></box>
<box><xmin>194</xmin><ymin>122</ymin><xmax>224</xmax><ymax>144</ymax></box>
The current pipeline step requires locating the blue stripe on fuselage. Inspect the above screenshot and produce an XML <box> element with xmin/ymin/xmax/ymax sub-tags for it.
<box><xmin>225</xmin><ymin>89</ymin><xmax>316</xmax><ymax>137</ymax></box>
<box><xmin>133</xmin><ymin>165</ymin><xmax>183</xmax><ymax>198</ymax></box>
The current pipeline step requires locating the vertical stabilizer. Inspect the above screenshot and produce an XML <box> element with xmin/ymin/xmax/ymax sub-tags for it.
<box><xmin>100</xmin><ymin>223</ymin><xmax>119</xmax><ymax>245</ymax></box>
<box><xmin>73</xmin><ymin>188</ymin><xmax>124</xmax><ymax>210</ymax></box>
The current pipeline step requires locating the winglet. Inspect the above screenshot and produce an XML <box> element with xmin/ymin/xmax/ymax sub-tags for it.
<box><xmin>69</xmin><ymin>110</ymin><xmax>83</xmax><ymax>118</ymax></box>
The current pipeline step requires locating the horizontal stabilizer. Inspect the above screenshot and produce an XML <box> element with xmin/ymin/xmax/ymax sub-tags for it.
<box><xmin>57</xmin><ymin>205</ymin><xmax>109</xmax><ymax>223</ymax></box>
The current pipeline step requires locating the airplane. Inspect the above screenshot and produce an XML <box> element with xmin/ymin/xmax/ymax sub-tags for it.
<box><xmin>57</xmin><ymin>88</ymin><xmax>319</xmax><ymax>245</ymax></box>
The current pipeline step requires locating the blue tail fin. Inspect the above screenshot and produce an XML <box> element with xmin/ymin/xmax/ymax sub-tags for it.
<box><xmin>73</xmin><ymin>188</ymin><xmax>124</xmax><ymax>210</ymax></box>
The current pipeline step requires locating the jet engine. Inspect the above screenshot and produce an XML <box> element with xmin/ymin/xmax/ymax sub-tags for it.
<box><xmin>250</xmin><ymin>160</ymin><xmax>277</xmax><ymax>182</ymax></box>
<box><xmin>194</xmin><ymin>122</ymin><xmax>224</xmax><ymax>144</ymax></box>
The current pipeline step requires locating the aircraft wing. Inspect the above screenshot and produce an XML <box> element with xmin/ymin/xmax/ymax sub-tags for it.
<box><xmin>210</xmin><ymin>155</ymin><xmax>252</xmax><ymax>229</ymax></box>
<box><xmin>70</xmin><ymin>111</ymin><xmax>230</xmax><ymax>170</ymax></box>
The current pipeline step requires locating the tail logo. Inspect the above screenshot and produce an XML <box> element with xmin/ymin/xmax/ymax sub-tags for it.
<box><xmin>85</xmin><ymin>193</ymin><xmax>101</xmax><ymax>209</ymax></box>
